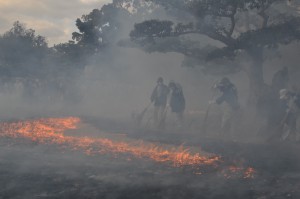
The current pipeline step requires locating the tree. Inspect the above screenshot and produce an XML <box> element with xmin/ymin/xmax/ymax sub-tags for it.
<box><xmin>53</xmin><ymin>40</ymin><xmax>85</xmax><ymax>71</ymax></box>
<box><xmin>129</xmin><ymin>0</ymin><xmax>300</xmax><ymax>106</ymax></box>
<box><xmin>70</xmin><ymin>0</ymin><xmax>160</xmax><ymax>52</ymax></box>
<box><xmin>0</xmin><ymin>21</ymin><xmax>49</xmax><ymax>79</ymax></box>
<box><xmin>71</xmin><ymin>2</ymin><xmax>134</xmax><ymax>53</ymax></box>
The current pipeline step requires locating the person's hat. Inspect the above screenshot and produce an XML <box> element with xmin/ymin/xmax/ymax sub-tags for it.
<box><xmin>215</xmin><ymin>77</ymin><xmax>230</xmax><ymax>89</ymax></box>
<box><xmin>157</xmin><ymin>77</ymin><xmax>163</xmax><ymax>83</ymax></box>
<box><xmin>168</xmin><ymin>80</ymin><xmax>176</xmax><ymax>88</ymax></box>
<box><xmin>219</xmin><ymin>77</ymin><xmax>230</xmax><ymax>85</ymax></box>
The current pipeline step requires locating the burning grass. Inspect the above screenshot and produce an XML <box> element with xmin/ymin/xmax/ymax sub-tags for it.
<box><xmin>0</xmin><ymin>117</ymin><xmax>254</xmax><ymax>178</ymax></box>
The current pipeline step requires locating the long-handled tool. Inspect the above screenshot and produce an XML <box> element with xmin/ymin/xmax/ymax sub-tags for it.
<box><xmin>135</xmin><ymin>102</ymin><xmax>152</xmax><ymax>127</ymax></box>
<box><xmin>280</xmin><ymin>111</ymin><xmax>292</xmax><ymax>141</ymax></box>
<box><xmin>201</xmin><ymin>104</ymin><xmax>211</xmax><ymax>135</ymax></box>
<box><xmin>267</xmin><ymin>111</ymin><xmax>290</xmax><ymax>142</ymax></box>
<box><xmin>201</xmin><ymin>84</ymin><xmax>218</xmax><ymax>135</ymax></box>
<box><xmin>158</xmin><ymin>105</ymin><xmax>169</xmax><ymax>130</ymax></box>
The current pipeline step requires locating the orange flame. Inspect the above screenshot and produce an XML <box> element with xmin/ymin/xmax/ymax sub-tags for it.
<box><xmin>222</xmin><ymin>165</ymin><xmax>256</xmax><ymax>179</ymax></box>
<box><xmin>0</xmin><ymin>117</ymin><xmax>256</xmax><ymax>178</ymax></box>
<box><xmin>0</xmin><ymin>117</ymin><xmax>220</xmax><ymax>168</ymax></box>
<box><xmin>243</xmin><ymin>167</ymin><xmax>256</xmax><ymax>179</ymax></box>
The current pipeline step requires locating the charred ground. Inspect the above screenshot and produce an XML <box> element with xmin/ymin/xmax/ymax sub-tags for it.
<box><xmin>0</xmin><ymin>117</ymin><xmax>299</xmax><ymax>199</ymax></box>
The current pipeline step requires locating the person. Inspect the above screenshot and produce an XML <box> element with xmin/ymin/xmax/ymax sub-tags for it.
<box><xmin>256</xmin><ymin>67</ymin><xmax>289</xmax><ymax>139</ymax></box>
<box><xmin>210</xmin><ymin>77</ymin><xmax>240</xmax><ymax>136</ymax></box>
<box><xmin>150</xmin><ymin>77</ymin><xmax>169</xmax><ymax>128</ymax></box>
<box><xmin>278</xmin><ymin>88</ymin><xmax>300</xmax><ymax>141</ymax></box>
<box><xmin>168</xmin><ymin>81</ymin><xmax>185</xmax><ymax>128</ymax></box>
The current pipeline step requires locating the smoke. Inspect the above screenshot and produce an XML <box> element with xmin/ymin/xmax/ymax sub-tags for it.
<box><xmin>0</xmin><ymin>2</ymin><xmax>300</xmax><ymax>198</ymax></box>
<box><xmin>51</xmin><ymin>3</ymin><xmax>251</xmax><ymax>122</ymax></box>
<box><xmin>0</xmin><ymin>0</ymin><xmax>298</xmax><ymax>133</ymax></box>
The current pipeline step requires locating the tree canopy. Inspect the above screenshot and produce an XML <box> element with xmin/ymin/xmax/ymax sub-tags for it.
<box><xmin>71</xmin><ymin>3</ymin><xmax>133</xmax><ymax>52</ymax></box>
<box><xmin>129</xmin><ymin>0</ymin><xmax>300</xmax><ymax>105</ymax></box>
<box><xmin>130</xmin><ymin>0</ymin><xmax>300</xmax><ymax>64</ymax></box>
<box><xmin>0</xmin><ymin>21</ymin><xmax>49</xmax><ymax>79</ymax></box>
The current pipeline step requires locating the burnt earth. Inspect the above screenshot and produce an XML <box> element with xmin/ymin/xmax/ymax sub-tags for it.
<box><xmin>0</xmin><ymin>118</ymin><xmax>300</xmax><ymax>199</ymax></box>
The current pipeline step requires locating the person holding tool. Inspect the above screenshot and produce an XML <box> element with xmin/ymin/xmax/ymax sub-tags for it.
<box><xmin>208</xmin><ymin>77</ymin><xmax>240</xmax><ymax>137</ymax></box>
<box><xmin>150</xmin><ymin>77</ymin><xmax>169</xmax><ymax>129</ymax></box>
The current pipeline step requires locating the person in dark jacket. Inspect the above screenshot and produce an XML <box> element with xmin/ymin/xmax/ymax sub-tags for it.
<box><xmin>151</xmin><ymin>77</ymin><xmax>169</xmax><ymax>128</ymax></box>
<box><xmin>168</xmin><ymin>81</ymin><xmax>185</xmax><ymax>127</ymax></box>
<box><xmin>210</xmin><ymin>77</ymin><xmax>240</xmax><ymax>136</ymax></box>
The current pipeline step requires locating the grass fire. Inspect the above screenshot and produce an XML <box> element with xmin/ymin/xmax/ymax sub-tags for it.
<box><xmin>0</xmin><ymin>117</ymin><xmax>255</xmax><ymax>178</ymax></box>
<box><xmin>1</xmin><ymin>0</ymin><xmax>300</xmax><ymax>198</ymax></box>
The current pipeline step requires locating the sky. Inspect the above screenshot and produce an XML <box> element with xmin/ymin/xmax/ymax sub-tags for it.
<box><xmin>0</xmin><ymin>0</ymin><xmax>299</xmax><ymax>46</ymax></box>
<box><xmin>0</xmin><ymin>0</ymin><xmax>110</xmax><ymax>46</ymax></box>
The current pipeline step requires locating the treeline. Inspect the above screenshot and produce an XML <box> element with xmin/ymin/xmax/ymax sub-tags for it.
<box><xmin>1</xmin><ymin>0</ymin><xmax>300</xmax><ymax>108</ymax></box>
<box><xmin>0</xmin><ymin>21</ymin><xmax>82</xmax><ymax>103</ymax></box>
<box><xmin>0</xmin><ymin>1</ymin><xmax>138</xmax><ymax>102</ymax></box>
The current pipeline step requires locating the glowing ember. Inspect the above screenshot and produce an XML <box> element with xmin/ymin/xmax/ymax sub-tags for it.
<box><xmin>0</xmin><ymin>117</ymin><xmax>220</xmax><ymax>167</ymax></box>
<box><xmin>244</xmin><ymin>167</ymin><xmax>256</xmax><ymax>179</ymax></box>
<box><xmin>222</xmin><ymin>166</ymin><xmax>256</xmax><ymax>179</ymax></box>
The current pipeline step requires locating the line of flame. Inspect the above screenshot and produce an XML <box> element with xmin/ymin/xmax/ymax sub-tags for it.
<box><xmin>0</xmin><ymin>117</ymin><xmax>220</xmax><ymax>168</ymax></box>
